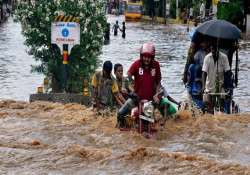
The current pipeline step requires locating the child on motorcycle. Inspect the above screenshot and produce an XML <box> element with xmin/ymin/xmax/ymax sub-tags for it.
<box><xmin>154</xmin><ymin>85</ymin><xmax>180</xmax><ymax>118</ymax></box>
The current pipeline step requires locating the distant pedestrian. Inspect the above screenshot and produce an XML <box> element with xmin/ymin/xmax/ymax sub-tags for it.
<box><xmin>112</xmin><ymin>20</ymin><xmax>119</xmax><ymax>36</ymax></box>
<box><xmin>189</xmin><ymin>7</ymin><xmax>193</xmax><ymax>20</ymax></box>
<box><xmin>104</xmin><ymin>23</ymin><xmax>110</xmax><ymax>42</ymax></box>
<box><xmin>200</xmin><ymin>1</ymin><xmax>205</xmax><ymax>22</ymax></box>
<box><xmin>120</xmin><ymin>21</ymin><xmax>126</xmax><ymax>38</ymax></box>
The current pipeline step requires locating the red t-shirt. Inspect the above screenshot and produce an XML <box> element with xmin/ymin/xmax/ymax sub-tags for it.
<box><xmin>128</xmin><ymin>59</ymin><xmax>161</xmax><ymax>100</ymax></box>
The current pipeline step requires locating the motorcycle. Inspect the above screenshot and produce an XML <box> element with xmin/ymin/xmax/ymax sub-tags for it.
<box><xmin>120</xmin><ymin>90</ymin><xmax>178</xmax><ymax>137</ymax></box>
<box><xmin>130</xmin><ymin>99</ymin><xmax>156</xmax><ymax>135</ymax></box>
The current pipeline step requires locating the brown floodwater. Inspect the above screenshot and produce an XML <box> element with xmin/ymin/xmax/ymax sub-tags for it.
<box><xmin>0</xmin><ymin>100</ymin><xmax>250</xmax><ymax>174</ymax></box>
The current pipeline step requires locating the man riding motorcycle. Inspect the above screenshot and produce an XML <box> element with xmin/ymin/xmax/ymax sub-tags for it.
<box><xmin>117</xmin><ymin>42</ymin><xmax>162</xmax><ymax>128</ymax></box>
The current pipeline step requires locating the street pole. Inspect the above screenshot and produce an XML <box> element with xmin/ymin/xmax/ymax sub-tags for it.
<box><xmin>62</xmin><ymin>44</ymin><xmax>69</xmax><ymax>92</ymax></box>
<box><xmin>163</xmin><ymin>0</ymin><xmax>166</xmax><ymax>23</ymax></box>
<box><xmin>244</xmin><ymin>0</ymin><xmax>248</xmax><ymax>32</ymax></box>
<box><xmin>176</xmin><ymin>0</ymin><xmax>178</xmax><ymax>22</ymax></box>
<box><xmin>187</xmin><ymin>0</ymin><xmax>190</xmax><ymax>32</ymax></box>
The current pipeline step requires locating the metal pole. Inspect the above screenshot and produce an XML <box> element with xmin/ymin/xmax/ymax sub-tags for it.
<box><xmin>176</xmin><ymin>0</ymin><xmax>178</xmax><ymax>21</ymax></box>
<box><xmin>162</xmin><ymin>0</ymin><xmax>166</xmax><ymax>23</ymax></box>
<box><xmin>235</xmin><ymin>42</ymin><xmax>239</xmax><ymax>87</ymax></box>
<box><xmin>62</xmin><ymin>44</ymin><xmax>69</xmax><ymax>92</ymax></box>
<box><xmin>245</xmin><ymin>0</ymin><xmax>248</xmax><ymax>32</ymax></box>
<box><xmin>187</xmin><ymin>0</ymin><xmax>190</xmax><ymax>32</ymax></box>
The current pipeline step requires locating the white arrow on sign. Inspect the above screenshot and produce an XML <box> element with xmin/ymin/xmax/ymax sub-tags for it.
<box><xmin>51</xmin><ymin>22</ymin><xmax>80</xmax><ymax>54</ymax></box>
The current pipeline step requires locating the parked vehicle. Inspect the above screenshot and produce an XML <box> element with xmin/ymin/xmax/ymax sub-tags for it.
<box><xmin>125</xmin><ymin>1</ymin><xmax>142</xmax><ymax>21</ymax></box>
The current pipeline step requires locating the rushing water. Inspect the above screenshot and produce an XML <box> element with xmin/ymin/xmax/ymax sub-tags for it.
<box><xmin>0</xmin><ymin>100</ymin><xmax>250</xmax><ymax>174</ymax></box>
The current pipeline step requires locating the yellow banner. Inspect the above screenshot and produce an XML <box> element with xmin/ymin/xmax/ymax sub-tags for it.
<box><xmin>213</xmin><ymin>0</ymin><xmax>219</xmax><ymax>5</ymax></box>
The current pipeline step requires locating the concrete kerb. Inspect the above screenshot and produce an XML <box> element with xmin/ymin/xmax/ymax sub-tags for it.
<box><xmin>141</xmin><ymin>15</ymin><xmax>196</xmax><ymax>26</ymax></box>
<box><xmin>30</xmin><ymin>93</ymin><xmax>91</xmax><ymax>106</ymax></box>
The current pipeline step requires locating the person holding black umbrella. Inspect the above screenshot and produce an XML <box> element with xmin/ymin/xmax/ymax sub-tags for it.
<box><xmin>202</xmin><ymin>44</ymin><xmax>230</xmax><ymax>112</ymax></box>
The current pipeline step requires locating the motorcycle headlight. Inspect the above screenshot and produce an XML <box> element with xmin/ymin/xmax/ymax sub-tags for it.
<box><xmin>143</xmin><ymin>101</ymin><xmax>154</xmax><ymax>117</ymax></box>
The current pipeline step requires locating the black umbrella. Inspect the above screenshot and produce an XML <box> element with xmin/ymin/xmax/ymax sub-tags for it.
<box><xmin>196</xmin><ymin>19</ymin><xmax>241</xmax><ymax>40</ymax></box>
<box><xmin>196</xmin><ymin>19</ymin><xmax>241</xmax><ymax>88</ymax></box>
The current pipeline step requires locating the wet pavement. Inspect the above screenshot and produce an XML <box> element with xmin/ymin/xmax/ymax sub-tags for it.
<box><xmin>0</xmin><ymin>16</ymin><xmax>250</xmax><ymax>111</ymax></box>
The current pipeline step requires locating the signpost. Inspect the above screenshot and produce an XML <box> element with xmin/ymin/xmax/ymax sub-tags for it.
<box><xmin>51</xmin><ymin>16</ymin><xmax>80</xmax><ymax>91</ymax></box>
<box><xmin>51</xmin><ymin>21</ymin><xmax>80</xmax><ymax>55</ymax></box>
<box><xmin>30</xmin><ymin>16</ymin><xmax>90</xmax><ymax>105</ymax></box>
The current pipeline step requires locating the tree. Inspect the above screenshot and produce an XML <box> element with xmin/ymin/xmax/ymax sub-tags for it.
<box><xmin>14</xmin><ymin>0</ymin><xmax>107</xmax><ymax>93</ymax></box>
<box><xmin>217</xmin><ymin>0</ymin><xmax>244</xmax><ymax>30</ymax></box>
<box><xmin>169</xmin><ymin>0</ymin><xmax>201</xmax><ymax>18</ymax></box>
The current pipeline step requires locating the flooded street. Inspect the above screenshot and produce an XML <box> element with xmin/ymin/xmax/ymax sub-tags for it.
<box><xmin>0</xmin><ymin>16</ymin><xmax>250</xmax><ymax>174</ymax></box>
<box><xmin>102</xmin><ymin>15</ymin><xmax>250</xmax><ymax>112</ymax></box>
<box><xmin>0</xmin><ymin>18</ymin><xmax>43</xmax><ymax>101</ymax></box>
<box><xmin>1</xmin><ymin>16</ymin><xmax>249</xmax><ymax>111</ymax></box>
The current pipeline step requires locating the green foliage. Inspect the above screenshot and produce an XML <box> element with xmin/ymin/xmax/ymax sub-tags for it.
<box><xmin>14</xmin><ymin>0</ymin><xmax>107</xmax><ymax>93</ymax></box>
<box><xmin>192</xmin><ymin>0</ymin><xmax>202</xmax><ymax>17</ymax></box>
<box><xmin>217</xmin><ymin>1</ymin><xmax>244</xmax><ymax>26</ymax></box>
<box><xmin>169</xmin><ymin>0</ymin><xmax>201</xmax><ymax>18</ymax></box>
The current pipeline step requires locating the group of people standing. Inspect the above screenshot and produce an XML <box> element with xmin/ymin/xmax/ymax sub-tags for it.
<box><xmin>183</xmin><ymin>31</ymin><xmax>234</xmax><ymax>113</ymax></box>
<box><xmin>91</xmin><ymin>42</ymin><xmax>180</xmax><ymax>128</ymax></box>
<box><xmin>104</xmin><ymin>20</ymin><xmax>126</xmax><ymax>42</ymax></box>
<box><xmin>113</xmin><ymin>20</ymin><xmax>126</xmax><ymax>38</ymax></box>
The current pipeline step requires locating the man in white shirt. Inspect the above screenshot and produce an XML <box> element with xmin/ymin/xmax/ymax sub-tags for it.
<box><xmin>202</xmin><ymin>44</ymin><xmax>230</xmax><ymax>108</ymax></box>
<box><xmin>189</xmin><ymin>7</ymin><xmax>193</xmax><ymax>19</ymax></box>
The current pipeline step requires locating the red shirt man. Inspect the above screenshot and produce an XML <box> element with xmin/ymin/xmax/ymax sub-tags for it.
<box><xmin>117</xmin><ymin>43</ymin><xmax>161</xmax><ymax>128</ymax></box>
<box><xmin>128</xmin><ymin>42</ymin><xmax>161</xmax><ymax>100</ymax></box>
<box><xmin>128</xmin><ymin>59</ymin><xmax>161</xmax><ymax>100</ymax></box>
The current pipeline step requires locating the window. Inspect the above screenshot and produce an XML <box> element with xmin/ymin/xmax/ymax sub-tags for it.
<box><xmin>127</xmin><ymin>5</ymin><xmax>142</xmax><ymax>14</ymax></box>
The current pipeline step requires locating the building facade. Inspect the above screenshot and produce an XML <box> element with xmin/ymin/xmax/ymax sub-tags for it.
<box><xmin>142</xmin><ymin>0</ymin><xmax>166</xmax><ymax>18</ymax></box>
